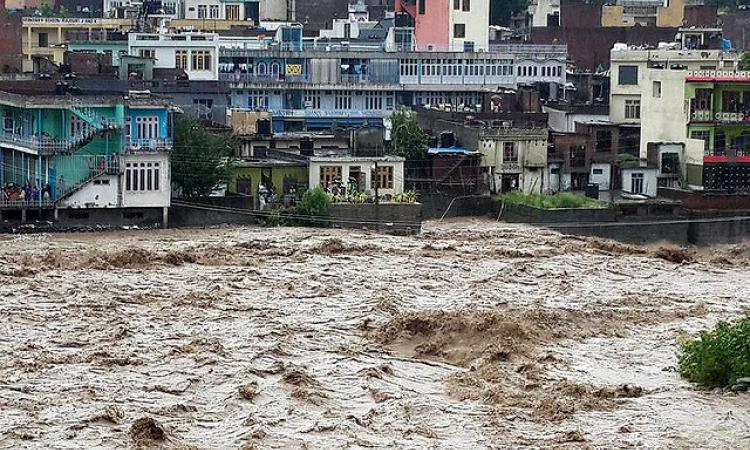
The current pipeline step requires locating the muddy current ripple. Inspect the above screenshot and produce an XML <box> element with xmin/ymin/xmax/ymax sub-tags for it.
<box><xmin>0</xmin><ymin>219</ymin><xmax>748</xmax><ymax>449</ymax></box>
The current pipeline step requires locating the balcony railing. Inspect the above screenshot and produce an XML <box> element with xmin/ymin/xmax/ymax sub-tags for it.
<box><xmin>0</xmin><ymin>130</ymin><xmax>102</xmax><ymax>155</ymax></box>
<box><xmin>124</xmin><ymin>138</ymin><xmax>173</xmax><ymax>152</ymax></box>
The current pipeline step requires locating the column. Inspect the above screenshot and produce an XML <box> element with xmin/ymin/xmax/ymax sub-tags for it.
<box><xmin>37</xmin><ymin>156</ymin><xmax>42</xmax><ymax>207</ymax></box>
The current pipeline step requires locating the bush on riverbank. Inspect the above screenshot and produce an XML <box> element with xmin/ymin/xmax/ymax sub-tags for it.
<box><xmin>678</xmin><ymin>317</ymin><xmax>750</xmax><ymax>387</ymax></box>
<box><xmin>497</xmin><ymin>191</ymin><xmax>606</xmax><ymax>209</ymax></box>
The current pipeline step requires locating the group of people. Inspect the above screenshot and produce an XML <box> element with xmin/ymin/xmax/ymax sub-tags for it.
<box><xmin>258</xmin><ymin>182</ymin><xmax>298</xmax><ymax>210</ymax></box>
<box><xmin>325</xmin><ymin>177</ymin><xmax>359</xmax><ymax>196</ymax></box>
<box><xmin>2</xmin><ymin>182</ymin><xmax>53</xmax><ymax>204</ymax></box>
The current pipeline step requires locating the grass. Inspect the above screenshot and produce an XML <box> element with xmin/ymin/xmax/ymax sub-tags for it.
<box><xmin>496</xmin><ymin>191</ymin><xmax>607</xmax><ymax>209</ymax></box>
<box><xmin>678</xmin><ymin>317</ymin><xmax>750</xmax><ymax>387</ymax></box>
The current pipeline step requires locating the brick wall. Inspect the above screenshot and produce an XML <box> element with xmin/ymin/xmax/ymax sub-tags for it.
<box><xmin>0</xmin><ymin>0</ymin><xmax>22</xmax><ymax>74</ymax></box>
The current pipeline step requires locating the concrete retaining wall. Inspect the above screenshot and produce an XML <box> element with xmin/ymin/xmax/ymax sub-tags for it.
<box><xmin>499</xmin><ymin>203</ymin><xmax>618</xmax><ymax>223</ymax></box>
<box><xmin>419</xmin><ymin>194</ymin><xmax>494</xmax><ymax>220</ymax></box>
<box><xmin>328</xmin><ymin>203</ymin><xmax>422</xmax><ymax>235</ymax></box>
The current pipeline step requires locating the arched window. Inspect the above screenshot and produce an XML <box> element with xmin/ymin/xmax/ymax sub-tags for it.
<box><xmin>257</xmin><ymin>62</ymin><xmax>267</xmax><ymax>75</ymax></box>
<box><xmin>271</xmin><ymin>62</ymin><xmax>280</xmax><ymax>76</ymax></box>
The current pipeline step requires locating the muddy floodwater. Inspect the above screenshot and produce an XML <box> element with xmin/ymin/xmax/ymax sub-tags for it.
<box><xmin>1</xmin><ymin>218</ymin><xmax>749</xmax><ymax>449</ymax></box>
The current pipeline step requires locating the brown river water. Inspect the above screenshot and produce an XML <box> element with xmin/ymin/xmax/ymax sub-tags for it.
<box><xmin>0</xmin><ymin>218</ymin><xmax>748</xmax><ymax>449</ymax></box>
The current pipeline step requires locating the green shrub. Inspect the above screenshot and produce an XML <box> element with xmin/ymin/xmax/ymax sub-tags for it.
<box><xmin>293</xmin><ymin>186</ymin><xmax>331</xmax><ymax>226</ymax></box>
<box><xmin>678</xmin><ymin>317</ymin><xmax>750</xmax><ymax>387</ymax></box>
<box><xmin>497</xmin><ymin>191</ymin><xmax>606</xmax><ymax>209</ymax></box>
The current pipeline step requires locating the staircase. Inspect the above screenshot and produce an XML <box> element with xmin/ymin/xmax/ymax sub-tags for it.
<box><xmin>69</xmin><ymin>107</ymin><xmax>106</xmax><ymax>131</ymax></box>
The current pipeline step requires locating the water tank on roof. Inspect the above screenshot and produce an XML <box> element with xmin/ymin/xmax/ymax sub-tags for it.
<box><xmin>613</xmin><ymin>43</ymin><xmax>628</xmax><ymax>51</ymax></box>
<box><xmin>440</xmin><ymin>131</ymin><xmax>456</xmax><ymax>148</ymax></box>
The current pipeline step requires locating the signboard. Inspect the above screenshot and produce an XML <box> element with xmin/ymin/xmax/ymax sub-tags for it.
<box><xmin>285</xmin><ymin>64</ymin><xmax>302</xmax><ymax>76</ymax></box>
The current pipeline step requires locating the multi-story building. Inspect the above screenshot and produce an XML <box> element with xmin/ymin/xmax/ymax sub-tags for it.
<box><xmin>639</xmin><ymin>68</ymin><xmax>750</xmax><ymax>192</ymax></box>
<box><xmin>128</xmin><ymin>32</ymin><xmax>220</xmax><ymax>80</ymax></box>
<box><xmin>21</xmin><ymin>17</ymin><xmax>136</xmax><ymax>72</ymax></box>
<box><xmin>0</xmin><ymin>88</ymin><xmax>174</xmax><ymax>224</ymax></box>
<box><xmin>609</xmin><ymin>34</ymin><xmax>740</xmax><ymax>127</ymax></box>
<box><xmin>396</xmin><ymin>0</ymin><xmax>490</xmax><ymax>51</ymax></box>
<box><xmin>219</xmin><ymin>25</ymin><xmax>567</xmax><ymax>132</ymax></box>
<box><xmin>182</xmin><ymin>0</ymin><xmax>292</xmax><ymax>22</ymax></box>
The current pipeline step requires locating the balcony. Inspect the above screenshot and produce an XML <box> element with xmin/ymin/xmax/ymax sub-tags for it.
<box><xmin>219</xmin><ymin>73</ymin><xmax>311</xmax><ymax>83</ymax></box>
<box><xmin>124</xmin><ymin>138</ymin><xmax>173</xmax><ymax>153</ymax></box>
<box><xmin>0</xmin><ymin>130</ymin><xmax>102</xmax><ymax>155</ymax></box>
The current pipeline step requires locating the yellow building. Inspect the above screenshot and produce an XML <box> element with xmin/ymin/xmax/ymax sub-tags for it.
<box><xmin>602</xmin><ymin>0</ymin><xmax>685</xmax><ymax>28</ymax></box>
<box><xmin>22</xmin><ymin>17</ymin><xmax>135</xmax><ymax>72</ymax></box>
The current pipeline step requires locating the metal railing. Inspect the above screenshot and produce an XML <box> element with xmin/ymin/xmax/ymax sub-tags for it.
<box><xmin>0</xmin><ymin>130</ymin><xmax>103</xmax><ymax>155</ymax></box>
<box><xmin>124</xmin><ymin>138</ymin><xmax>173</xmax><ymax>152</ymax></box>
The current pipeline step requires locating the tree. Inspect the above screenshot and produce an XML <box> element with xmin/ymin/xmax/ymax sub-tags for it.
<box><xmin>490</xmin><ymin>0</ymin><xmax>529</xmax><ymax>27</ymax></box>
<box><xmin>172</xmin><ymin>116</ymin><xmax>235</xmax><ymax>198</ymax></box>
<box><xmin>387</xmin><ymin>107</ymin><xmax>428</xmax><ymax>161</ymax></box>
<box><xmin>740</xmin><ymin>52</ymin><xmax>750</xmax><ymax>71</ymax></box>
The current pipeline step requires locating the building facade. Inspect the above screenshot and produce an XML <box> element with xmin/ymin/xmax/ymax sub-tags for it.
<box><xmin>21</xmin><ymin>17</ymin><xmax>136</xmax><ymax>72</ymax></box>
<box><xmin>128</xmin><ymin>32</ymin><xmax>220</xmax><ymax>80</ymax></box>
<box><xmin>0</xmin><ymin>90</ymin><xmax>173</xmax><ymax>221</ymax></box>
<box><xmin>396</xmin><ymin>0</ymin><xmax>490</xmax><ymax>51</ymax></box>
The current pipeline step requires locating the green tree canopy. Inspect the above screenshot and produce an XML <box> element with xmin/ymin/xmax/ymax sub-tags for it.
<box><xmin>172</xmin><ymin>116</ymin><xmax>235</xmax><ymax>198</ymax></box>
<box><xmin>740</xmin><ymin>52</ymin><xmax>750</xmax><ymax>71</ymax></box>
<box><xmin>387</xmin><ymin>107</ymin><xmax>428</xmax><ymax>161</ymax></box>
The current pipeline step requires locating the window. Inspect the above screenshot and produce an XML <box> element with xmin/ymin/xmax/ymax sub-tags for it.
<box><xmin>593</xmin><ymin>168</ymin><xmax>603</xmax><ymax>175</ymax></box>
<box><xmin>462</xmin><ymin>0</ymin><xmax>470</xmax><ymax>11</ymax></box>
<box><xmin>653</xmin><ymin>81</ymin><xmax>662</xmax><ymax>98</ymax></box>
<box><xmin>690</xmin><ymin>130</ymin><xmax>711</xmax><ymax>153</ymax></box>
<box><xmin>248</xmin><ymin>90</ymin><xmax>268</xmax><ymax>108</ymax></box>
<box><xmin>618</xmin><ymin>65</ymin><xmax>638</xmax><ymax>85</ymax></box>
<box><xmin>226</xmin><ymin>4</ymin><xmax>240</xmax><ymax>20</ymax></box>
<box><xmin>693</xmin><ymin>88</ymin><xmax>712</xmax><ymax>111</ymax></box>
<box><xmin>139</xmin><ymin>49</ymin><xmax>155</xmax><ymax>59</ymax></box>
<box><xmin>304</xmin><ymin>90</ymin><xmax>320</xmax><ymax>109</ymax></box>
<box><xmin>454</xmin><ymin>24</ymin><xmax>466</xmax><ymax>39</ymax></box>
<box><xmin>418</xmin><ymin>0</ymin><xmax>425</xmax><ymax>14</ymax></box>
<box><xmin>125</xmin><ymin>162</ymin><xmax>161</xmax><ymax>192</ymax></box>
<box><xmin>661</xmin><ymin>152</ymin><xmax>679</xmax><ymax>175</ymax></box>
<box><xmin>38</xmin><ymin>33</ymin><xmax>49</xmax><ymax>48</ymax></box>
<box><xmin>631</xmin><ymin>173</ymin><xmax>644</xmax><ymax>194</ymax></box>
<box><xmin>377</xmin><ymin>165</ymin><xmax>394</xmax><ymax>189</ymax></box>
<box><xmin>625</xmin><ymin>100</ymin><xmax>640</xmax><ymax>120</ymax></box>
<box><xmin>503</xmin><ymin>142</ymin><xmax>517</xmax><ymax>162</ymax></box>
<box><xmin>209</xmin><ymin>4</ymin><xmax>219</xmax><ymax>18</ymax></box>
<box><xmin>596</xmin><ymin>130</ymin><xmax>612</xmax><ymax>153</ymax></box>
<box><xmin>365</xmin><ymin>91</ymin><xmax>382</xmax><ymax>110</ymax></box>
<box><xmin>197</xmin><ymin>5</ymin><xmax>206</xmax><ymax>18</ymax></box>
<box><xmin>175</xmin><ymin>50</ymin><xmax>188</xmax><ymax>70</ymax></box>
<box><xmin>193</xmin><ymin>98</ymin><xmax>213</xmax><ymax>120</ymax></box>
<box><xmin>320</xmin><ymin>166</ymin><xmax>342</xmax><ymax>187</ymax></box>
<box><xmin>191</xmin><ymin>50</ymin><xmax>212</xmax><ymax>71</ymax></box>
<box><xmin>335</xmin><ymin>92</ymin><xmax>352</xmax><ymax>110</ymax></box>
<box><xmin>453</xmin><ymin>0</ymin><xmax>460</xmax><ymax>9</ymax></box>
<box><xmin>722</xmin><ymin>91</ymin><xmax>742</xmax><ymax>113</ymax></box>
<box><xmin>136</xmin><ymin>116</ymin><xmax>159</xmax><ymax>140</ymax></box>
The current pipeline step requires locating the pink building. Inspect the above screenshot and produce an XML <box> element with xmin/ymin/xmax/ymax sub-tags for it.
<box><xmin>398</xmin><ymin>0</ymin><xmax>490</xmax><ymax>51</ymax></box>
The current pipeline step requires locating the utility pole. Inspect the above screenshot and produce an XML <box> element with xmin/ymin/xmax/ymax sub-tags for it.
<box><xmin>374</xmin><ymin>160</ymin><xmax>379</xmax><ymax>231</ymax></box>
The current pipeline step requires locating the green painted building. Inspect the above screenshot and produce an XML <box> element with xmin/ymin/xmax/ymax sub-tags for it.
<box><xmin>686</xmin><ymin>72</ymin><xmax>750</xmax><ymax>190</ymax></box>
<box><xmin>228</xmin><ymin>160</ymin><xmax>308</xmax><ymax>202</ymax></box>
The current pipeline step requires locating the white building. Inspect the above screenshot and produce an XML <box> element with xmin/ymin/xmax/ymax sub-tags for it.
<box><xmin>183</xmin><ymin>0</ymin><xmax>291</xmax><ymax>21</ymax></box>
<box><xmin>128</xmin><ymin>32</ymin><xmax>219</xmax><ymax>81</ymax></box>
<box><xmin>308</xmin><ymin>156</ymin><xmax>405</xmax><ymax>196</ymax></box>
<box><xmin>609</xmin><ymin>46</ymin><xmax>740</xmax><ymax>126</ymax></box>
<box><xmin>528</xmin><ymin>0</ymin><xmax>560</xmax><ymax>27</ymax></box>
<box><xmin>61</xmin><ymin>152</ymin><xmax>171</xmax><ymax>210</ymax></box>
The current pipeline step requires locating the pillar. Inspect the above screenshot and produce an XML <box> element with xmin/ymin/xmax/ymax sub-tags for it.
<box><xmin>162</xmin><ymin>207</ymin><xmax>169</xmax><ymax>228</ymax></box>
<box><xmin>37</xmin><ymin>156</ymin><xmax>42</xmax><ymax>207</ymax></box>
<box><xmin>21</xmin><ymin>208</ymin><xmax>26</xmax><ymax>223</ymax></box>
<box><xmin>0</xmin><ymin>149</ymin><xmax>3</xmax><ymax>186</ymax></box>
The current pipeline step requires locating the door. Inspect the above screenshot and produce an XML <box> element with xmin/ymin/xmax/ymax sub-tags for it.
<box><xmin>245</xmin><ymin>1</ymin><xmax>259</xmax><ymax>22</ymax></box>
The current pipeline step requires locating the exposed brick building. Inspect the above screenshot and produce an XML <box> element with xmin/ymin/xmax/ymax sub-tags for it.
<box><xmin>0</xmin><ymin>0</ymin><xmax>23</xmax><ymax>74</ymax></box>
